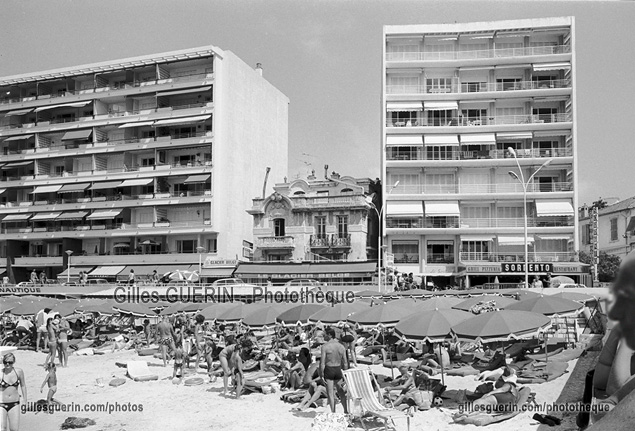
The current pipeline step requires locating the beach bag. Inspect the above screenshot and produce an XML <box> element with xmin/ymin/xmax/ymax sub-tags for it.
<box><xmin>311</xmin><ymin>412</ymin><xmax>349</xmax><ymax>431</ymax></box>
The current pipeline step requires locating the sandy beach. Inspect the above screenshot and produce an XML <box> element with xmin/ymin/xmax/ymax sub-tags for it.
<box><xmin>12</xmin><ymin>348</ymin><xmax>577</xmax><ymax>431</ymax></box>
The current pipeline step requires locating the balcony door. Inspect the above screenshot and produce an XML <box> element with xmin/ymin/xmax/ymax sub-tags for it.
<box><xmin>274</xmin><ymin>218</ymin><xmax>286</xmax><ymax>237</ymax></box>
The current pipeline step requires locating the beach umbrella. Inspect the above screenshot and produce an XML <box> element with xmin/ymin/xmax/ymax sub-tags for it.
<box><xmin>307</xmin><ymin>302</ymin><xmax>371</xmax><ymax>325</ymax></box>
<box><xmin>452</xmin><ymin>295</ymin><xmax>518</xmax><ymax>312</ymax></box>
<box><xmin>354</xmin><ymin>290</ymin><xmax>384</xmax><ymax>298</ymax></box>
<box><xmin>112</xmin><ymin>302</ymin><xmax>158</xmax><ymax>317</ymax></box>
<box><xmin>159</xmin><ymin>302</ymin><xmax>188</xmax><ymax>316</ymax></box>
<box><xmin>217</xmin><ymin>301</ymin><xmax>270</xmax><ymax>323</ymax></box>
<box><xmin>347</xmin><ymin>299</ymin><xmax>422</xmax><ymax>328</ymax></box>
<box><xmin>463</xmin><ymin>289</ymin><xmax>488</xmax><ymax>297</ymax></box>
<box><xmin>9</xmin><ymin>298</ymin><xmax>60</xmax><ymax>316</ymax></box>
<box><xmin>76</xmin><ymin>299</ymin><xmax>118</xmax><ymax>316</ymax></box>
<box><xmin>549</xmin><ymin>291</ymin><xmax>596</xmax><ymax>303</ymax></box>
<box><xmin>504</xmin><ymin>295</ymin><xmax>584</xmax><ymax>317</ymax></box>
<box><xmin>393</xmin><ymin>289</ymin><xmax>432</xmax><ymax>298</ymax></box>
<box><xmin>419</xmin><ymin>296</ymin><xmax>463</xmax><ymax>310</ymax></box>
<box><xmin>452</xmin><ymin>310</ymin><xmax>552</xmax><ymax>343</ymax></box>
<box><xmin>0</xmin><ymin>296</ymin><xmax>23</xmax><ymax>313</ymax></box>
<box><xmin>276</xmin><ymin>304</ymin><xmax>326</xmax><ymax>326</ymax></box>
<box><xmin>395</xmin><ymin>309</ymin><xmax>472</xmax><ymax>343</ymax></box>
<box><xmin>51</xmin><ymin>299</ymin><xmax>81</xmax><ymax>317</ymax></box>
<box><xmin>180</xmin><ymin>302</ymin><xmax>209</xmax><ymax>313</ymax></box>
<box><xmin>500</xmin><ymin>289</ymin><xmax>542</xmax><ymax>300</ymax></box>
<box><xmin>199</xmin><ymin>302</ymin><xmax>242</xmax><ymax>321</ymax></box>
<box><xmin>242</xmin><ymin>303</ymin><xmax>296</xmax><ymax>329</ymax></box>
<box><xmin>551</xmin><ymin>275</ymin><xmax>575</xmax><ymax>287</ymax></box>
<box><xmin>165</xmin><ymin>269</ymin><xmax>199</xmax><ymax>283</ymax></box>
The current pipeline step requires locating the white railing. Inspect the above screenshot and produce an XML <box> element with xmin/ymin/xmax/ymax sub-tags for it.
<box><xmin>386</xmin><ymin>79</ymin><xmax>570</xmax><ymax>95</ymax></box>
<box><xmin>391</xmin><ymin>181</ymin><xmax>573</xmax><ymax>195</ymax></box>
<box><xmin>386</xmin><ymin>147</ymin><xmax>572</xmax><ymax>161</ymax></box>
<box><xmin>460</xmin><ymin>251</ymin><xmax>576</xmax><ymax>262</ymax></box>
<box><xmin>387</xmin><ymin>113</ymin><xmax>572</xmax><ymax>127</ymax></box>
<box><xmin>258</xmin><ymin>236</ymin><xmax>295</xmax><ymax>247</ymax></box>
<box><xmin>386</xmin><ymin>45</ymin><xmax>571</xmax><ymax>62</ymax></box>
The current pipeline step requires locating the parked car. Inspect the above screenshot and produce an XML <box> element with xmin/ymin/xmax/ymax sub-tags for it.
<box><xmin>559</xmin><ymin>283</ymin><xmax>588</xmax><ymax>289</ymax></box>
<box><xmin>85</xmin><ymin>279</ymin><xmax>110</xmax><ymax>286</ymax></box>
<box><xmin>211</xmin><ymin>278</ymin><xmax>259</xmax><ymax>296</ymax></box>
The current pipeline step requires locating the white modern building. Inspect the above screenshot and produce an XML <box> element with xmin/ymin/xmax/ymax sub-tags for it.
<box><xmin>579</xmin><ymin>197</ymin><xmax>635</xmax><ymax>259</ymax></box>
<box><xmin>0</xmin><ymin>45</ymin><xmax>288</xmax><ymax>283</ymax></box>
<box><xmin>382</xmin><ymin>17</ymin><xmax>583</xmax><ymax>288</ymax></box>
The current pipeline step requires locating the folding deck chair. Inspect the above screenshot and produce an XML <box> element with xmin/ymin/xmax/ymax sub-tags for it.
<box><xmin>343</xmin><ymin>368</ymin><xmax>410</xmax><ymax>431</ymax></box>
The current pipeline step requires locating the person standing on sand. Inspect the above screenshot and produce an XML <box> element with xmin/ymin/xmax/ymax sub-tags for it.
<box><xmin>319</xmin><ymin>327</ymin><xmax>348</xmax><ymax>414</ymax></box>
<box><xmin>1</xmin><ymin>353</ymin><xmax>27</xmax><ymax>431</ymax></box>
<box><xmin>40</xmin><ymin>362</ymin><xmax>57</xmax><ymax>410</ymax></box>
<box><xmin>156</xmin><ymin>316</ymin><xmax>176</xmax><ymax>367</ymax></box>
<box><xmin>55</xmin><ymin>314</ymin><xmax>71</xmax><ymax>367</ymax></box>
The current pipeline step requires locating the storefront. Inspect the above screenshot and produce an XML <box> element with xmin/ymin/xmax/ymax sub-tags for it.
<box><xmin>234</xmin><ymin>261</ymin><xmax>377</xmax><ymax>286</ymax></box>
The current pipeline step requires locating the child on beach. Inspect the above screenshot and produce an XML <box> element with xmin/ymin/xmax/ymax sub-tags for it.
<box><xmin>173</xmin><ymin>347</ymin><xmax>185</xmax><ymax>381</ymax></box>
<box><xmin>40</xmin><ymin>362</ymin><xmax>57</xmax><ymax>409</ymax></box>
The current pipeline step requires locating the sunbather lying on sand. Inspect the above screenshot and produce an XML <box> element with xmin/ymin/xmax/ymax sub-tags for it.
<box><xmin>454</xmin><ymin>366</ymin><xmax>519</xmax><ymax>419</ymax></box>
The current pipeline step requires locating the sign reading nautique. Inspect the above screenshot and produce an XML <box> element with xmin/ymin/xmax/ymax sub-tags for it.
<box><xmin>501</xmin><ymin>263</ymin><xmax>553</xmax><ymax>273</ymax></box>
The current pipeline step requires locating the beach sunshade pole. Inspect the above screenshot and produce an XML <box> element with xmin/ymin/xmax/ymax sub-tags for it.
<box><xmin>438</xmin><ymin>343</ymin><xmax>445</xmax><ymax>387</ymax></box>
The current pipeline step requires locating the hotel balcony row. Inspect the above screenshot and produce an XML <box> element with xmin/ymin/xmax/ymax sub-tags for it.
<box><xmin>390</xmin><ymin>251</ymin><xmax>576</xmax><ymax>265</ymax></box>
<box><xmin>254</xmin><ymin>234</ymin><xmax>352</xmax><ymax>250</ymax></box>
<box><xmin>386</xmin><ymin>146</ymin><xmax>572</xmax><ymax>163</ymax></box>
<box><xmin>386</xmin><ymin>113</ymin><xmax>572</xmax><ymax>128</ymax></box>
<box><xmin>386</xmin><ymin>45</ymin><xmax>571</xmax><ymax>63</ymax></box>
<box><xmin>0</xmin><ymin>252</ymin><xmax>216</xmax><ymax>269</ymax></box>
<box><xmin>386</xmin><ymin>78</ymin><xmax>570</xmax><ymax>96</ymax></box>
<box><xmin>386</xmin><ymin>216</ymin><xmax>573</xmax><ymax>229</ymax></box>
<box><xmin>387</xmin><ymin>182</ymin><xmax>573</xmax><ymax>195</ymax></box>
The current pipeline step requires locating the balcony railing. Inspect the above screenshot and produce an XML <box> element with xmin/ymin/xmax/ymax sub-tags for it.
<box><xmin>460</xmin><ymin>251</ymin><xmax>576</xmax><ymax>262</ymax></box>
<box><xmin>386</xmin><ymin>113</ymin><xmax>572</xmax><ymax>128</ymax></box>
<box><xmin>386</xmin><ymin>216</ymin><xmax>573</xmax><ymax>229</ymax></box>
<box><xmin>386</xmin><ymin>79</ymin><xmax>570</xmax><ymax>95</ymax></box>
<box><xmin>309</xmin><ymin>234</ymin><xmax>351</xmax><ymax>248</ymax></box>
<box><xmin>291</xmin><ymin>196</ymin><xmax>368</xmax><ymax>208</ymax></box>
<box><xmin>257</xmin><ymin>236</ymin><xmax>295</xmax><ymax>248</ymax></box>
<box><xmin>386</xmin><ymin>147</ymin><xmax>572</xmax><ymax>161</ymax></box>
<box><xmin>0</xmin><ymin>72</ymin><xmax>213</xmax><ymax>106</ymax></box>
<box><xmin>426</xmin><ymin>253</ymin><xmax>455</xmax><ymax>264</ymax></box>
<box><xmin>391</xmin><ymin>181</ymin><xmax>573</xmax><ymax>195</ymax></box>
<box><xmin>1</xmin><ymin>220</ymin><xmax>210</xmax><ymax>235</ymax></box>
<box><xmin>386</xmin><ymin>45</ymin><xmax>571</xmax><ymax>62</ymax></box>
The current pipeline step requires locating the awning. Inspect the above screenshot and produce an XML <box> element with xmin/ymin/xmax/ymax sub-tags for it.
<box><xmin>497</xmin><ymin>235</ymin><xmax>535</xmax><ymax>246</ymax></box>
<box><xmin>460</xmin><ymin>134</ymin><xmax>496</xmax><ymax>145</ymax></box>
<box><xmin>157</xmin><ymin>86</ymin><xmax>212</xmax><ymax>97</ymax></box>
<box><xmin>496</xmin><ymin>132</ymin><xmax>533</xmax><ymax>140</ymax></box>
<box><xmin>118</xmin><ymin>121</ymin><xmax>155</xmax><ymax>129</ymax></box>
<box><xmin>534</xmin><ymin>130</ymin><xmax>569</xmax><ymax>138</ymax></box>
<box><xmin>461</xmin><ymin>32</ymin><xmax>495</xmax><ymax>40</ymax></box>
<box><xmin>57</xmin><ymin>183</ymin><xmax>91</xmax><ymax>193</ymax></box>
<box><xmin>56</xmin><ymin>211</ymin><xmax>89</xmax><ymax>221</ymax></box>
<box><xmin>87</xmin><ymin>209</ymin><xmax>123</xmax><ymax>220</ymax></box>
<box><xmin>88</xmin><ymin>266</ymin><xmax>126</xmax><ymax>278</ymax></box>
<box><xmin>200</xmin><ymin>267</ymin><xmax>235</xmax><ymax>278</ymax></box>
<box><xmin>30</xmin><ymin>212</ymin><xmax>62</xmax><ymax>221</ymax></box>
<box><xmin>386</xmin><ymin>201</ymin><xmax>424</xmax><ymax>217</ymax></box>
<box><xmin>31</xmin><ymin>184</ymin><xmax>63</xmax><ymax>194</ymax></box>
<box><xmin>58</xmin><ymin>266</ymin><xmax>95</xmax><ymax>278</ymax></box>
<box><xmin>120</xmin><ymin>265</ymin><xmax>159</xmax><ymax>277</ymax></box>
<box><xmin>386</xmin><ymin>102</ymin><xmax>423</xmax><ymax>112</ymax></box>
<box><xmin>61</xmin><ymin>129</ymin><xmax>93</xmax><ymax>141</ymax></box>
<box><xmin>2</xmin><ymin>213</ymin><xmax>32</xmax><ymax>222</ymax></box>
<box><xmin>533</xmin><ymin>62</ymin><xmax>571</xmax><ymax>72</ymax></box>
<box><xmin>118</xmin><ymin>178</ymin><xmax>153</xmax><ymax>187</ymax></box>
<box><xmin>460</xmin><ymin>235</ymin><xmax>495</xmax><ymax>242</ymax></box>
<box><xmin>535</xmin><ymin>200</ymin><xmax>575</xmax><ymax>217</ymax></box>
<box><xmin>386</xmin><ymin>135</ymin><xmax>423</xmax><ymax>146</ymax></box>
<box><xmin>1</xmin><ymin>160</ymin><xmax>33</xmax><ymax>169</ymax></box>
<box><xmin>0</xmin><ymin>189</ymin><xmax>5</xmax><ymax>195</ymax></box>
<box><xmin>424</xmin><ymin>101</ymin><xmax>458</xmax><ymax>111</ymax></box>
<box><xmin>234</xmin><ymin>261</ymin><xmax>376</xmax><ymax>278</ymax></box>
<box><xmin>424</xmin><ymin>201</ymin><xmax>460</xmax><ymax>217</ymax></box>
<box><xmin>113</xmin><ymin>243</ymin><xmax>130</xmax><ymax>249</ymax></box>
<box><xmin>424</xmin><ymin>135</ymin><xmax>459</xmax><ymax>146</ymax></box>
<box><xmin>535</xmin><ymin>234</ymin><xmax>572</xmax><ymax>241</ymax></box>
<box><xmin>4</xmin><ymin>108</ymin><xmax>34</xmax><ymax>117</ymax></box>
<box><xmin>34</xmin><ymin>101</ymin><xmax>91</xmax><ymax>112</ymax></box>
<box><xmin>89</xmin><ymin>181</ymin><xmax>123</xmax><ymax>190</ymax></box>
<box><xmin>183</xmin><ymin>174</ymin><xmax>211</xmax><ymax>184</ymax></box>
<box><xmin>3</xmin><ymin>134</ymin><xmax>34</xmax><ymax>141</ymax></box>
<box><xmin>153</xmin><ymin>114</ymin><xmax>211</xmax><ymax>126</ymax></box>
<box><xmin>626</xmin><ymin>217</ymin><xmax>635</xmax><ymax>233</ymax></box>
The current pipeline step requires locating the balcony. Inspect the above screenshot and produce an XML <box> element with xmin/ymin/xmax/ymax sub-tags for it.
<box><xmin>0</xmin><ymin>220</ymin><xmax>211</xmax><ymax>236</ymax></box>
<box><xmin>257</xmin><ymin>236</ymin><xmax>295</xmax><ymax>249</ymax></box>
<box><xmin>291</xmin><ymin>195</ymin><xmax>369</xmax><ymax>209</ymax></box>
<box><xmin>391</xmin><ymin>182</ymin><xmax>573</xmax><ymax>195</ymax></box>
<box><xmin>309</xmin><ymin>234</ymin><xmax>351</xmax><ymax>248</ymax></box>
<box><xmin>386</xmin><ymin>113</ymin><xmax>572</xmax><ymax>128</ymax></box>
<box><xmin>386</xmin><ymin>147</ymin><xmax>572</xmax><ymax>161</ymax></box>
<box><xmin>426</xmin><ymin>253</ymin><xmax>455</xmax><ymax>264</ymax></box>
<box><xmin>386</xmin><ymin>45</ymin><xmax>571</xmax><ymax>62</ymax></box>
<box><xmin>386</xmin><ymin>79</ymin><xmax>570</xmax><ymax>95</ymax></box>
<box><xmin>460</xmin><ymin>251</ymin><xmax>576</xmax><ymax>263</ymax></box>
<box><xmin>460</xmin><ymin>217</ymin><xmax>573</xmax><ymax>228</ymax></box>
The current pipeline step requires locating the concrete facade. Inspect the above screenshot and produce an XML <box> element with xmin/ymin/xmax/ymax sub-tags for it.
<box><xmin>579</xmin><ymin>198</ymin><xmax>635</xmax><ymax>259</ymax></box>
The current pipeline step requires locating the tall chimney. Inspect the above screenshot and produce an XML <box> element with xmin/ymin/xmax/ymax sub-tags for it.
<box><xmin>256</xmin><ymin>63</ymin><xmax>263</xmax><ymax>76</ymax></box>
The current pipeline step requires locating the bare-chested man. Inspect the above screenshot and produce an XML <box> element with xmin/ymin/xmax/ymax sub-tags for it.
<box><xmin>319</xmin><ymin>326</ymin><xmax>348</xmax><ymax>413</ymax></box>
<box><xmin>156</xmin><ymin>316</ymin><xmax>176</xmax><ymax>367</ymax></box>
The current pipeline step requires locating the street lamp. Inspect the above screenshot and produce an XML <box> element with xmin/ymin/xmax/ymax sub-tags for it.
<box><xmin>507</xmin><ymin>147</ymin><xmax>552</xmax><ymax>289</ymax></box>
<box><xmin>65</xmin><ymin>250</ymin><xmax>73</xmax><ymax>284</ymax></box>
<box><xmin>196</xmin><ymin>246</ymin><xmax>206</xmax><ymax>285</ymax></box>
<box><xmin>366</xmin><ymin>181</ymin><xmax>400</xmax><ymax>292</ymax></box>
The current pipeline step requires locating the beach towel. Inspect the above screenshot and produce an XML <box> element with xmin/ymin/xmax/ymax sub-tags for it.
<box><xmin>356</xmin><ymin>355</ymin><xmax>382</xmax><ymax>365</ymax></box>
<box><xmin>526</xmin><ymin>346</ymin><xmax>564</xmax><ymax>361</ymax></box>
<box><xmin>126</xmin><ymin>360</ymin><xmax>159</xmax><ymax>382</ymax></box>
<box><xmin>453</xmin><ymin>386</ymin><xmax>532</xmax><ymax>426</ymax></box>
<box><xmin>516</xmin><ymin>361</ymin><xmax>569</xmax><ymax>384</ymax></box>
<box><xmin>280</xmin><ymin>389</ymin><xmax>307</xmax><ymax>403</ymax></box>
<box><xmin>535</xmin><ymin>348</ymin><xmax>584</xmax><ymax>363</ymax></box>
<box><xmin>447</xmin><ymin>366</ymin><xmax>480</xmax><ymax>377</ymax></box>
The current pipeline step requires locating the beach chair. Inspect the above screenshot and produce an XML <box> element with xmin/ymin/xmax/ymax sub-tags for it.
<box><xmin>126</xmin><ymin>361</ymin><xmax>159</xmax><ymax>382</ymax></box>
<box><xmin>343</xmin><ymin>368</ymin><xmax>410</xmax><ymax>431</ymax></box>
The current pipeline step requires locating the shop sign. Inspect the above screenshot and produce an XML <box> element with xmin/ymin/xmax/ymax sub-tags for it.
<box><xmin>466</xmin><ymin>265</ymin><xmax>501</xmax><ymax>273</ymax></box>
<box><xmin>552</xmin><ymin>264</ymin><xmax>587</xmax><ymax>274</ymax></box>
<box><xmin>501</xmin><ymin>263</ymin><xmax>553</xmax><ymax>273</ymax></box>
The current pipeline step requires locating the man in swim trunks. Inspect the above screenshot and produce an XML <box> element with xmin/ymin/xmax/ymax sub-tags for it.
<box><xmin>320</xmin><ymin>327</ymin><xmax>348</xmax><ymax>413</ymax></box>
<box><xmin>156</xmin><ymin>316</ymin><xmax>176</xmax><ymax>367</ymax></box>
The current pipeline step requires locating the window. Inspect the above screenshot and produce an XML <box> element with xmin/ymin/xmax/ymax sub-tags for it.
<box><xmin>141</xmin><ymin>158</ymin><xmax>155</xmax><ymax>167</ymax></box>
<box><xmin>388</xmin><ymin>76</ymin><xmax>419</xmax><ymax>93</ymax></box>
<box><xmin>427</xmin><ymin>109</ymin><xmax>454</xmax><ymax>126</ymax></box>
<box><xmin>337</xmin><ymin>215</ymin><xmax>348</xmax><ymax>238</ymax></box>
<box><xmin>389</xmin><ymin>110</ymin><xmax>418</xmax><ymax>126</ymax></box>
<box><xmin>426</xmin><ymin>78</ymin><xmax>453</xmax><ymax>93</ymax></box>
<box><xmin>496</xmin><ymin>78</ymin><xmax>522</xmax><ymax>91</ymax></box>
<box><xmin>176</xmin><ymin>239</ymin><xmax>197</xmax><ymax>253</ymax></box>
<box><xmin>581</xmin><ymin>224</ymin><xmax>590</xmax><ymax>245</ymax></box>
<box><xmin>497</xmin><ymin>206</ymin><xmax>524</xmax><ymax>219</ymax></box>
<box><xmin>208</xmin><ymin>238</ymin><xmax>218</xmax><ymax>253</ymax></box>
<box><xmin>533</xmin><ymin>107</ymin><xmax>558</xmax><ymax>123</ymax></box>
<box><xmin>315</xmin><ymin>216</ymin><xmax>326</xmax><ymax>238</ymax></box>
<box><xmin>387</xmin><ymin>44</ymin><xmax>419</xmax><ymax>61</ymax></box>
<box><xmin>274</xmin><ymin>218</ymin><xmax>286</xmax><ymax>237</ymax></box>
<box><xmin>461</xmin><ymin>241</ymin><xmax>491</xmax><ymax>261</ymax></box>
<box><xmin>461</xmin><ymin>109</ymin><xmax>487</xmax><ymax>124</ymax></box>
<box><xmin>426</xmin><ymin>145</ymin><xmax>455</xmax><ymax>161</ymax></box>
<box><xmin>389</xmin><ymin>173</ymin><xmax>421</xmax><ymax>194</ymax></box>
<box><xmin>315</xmin><ymin>191</ymin><xmax>329</xmax><ymax>204</ymax></box>
<box><xmin>393</xmin><ymin>240</ymin><xmax>419</xmax><ymax>263</ymax></box>
<box><xmin>610</xmin><ymin>218</ymin><xmax>618</xmax><ymax>241</ymax></box>
<box><xmin>424</xmin><ymin>173</ymin><xmax>455</xmax><ymax>193</ymax></box>
<box><xmin>427</xmin><ymin>241</ymin><xmax>454</xmax><ymax>263</ymax></box>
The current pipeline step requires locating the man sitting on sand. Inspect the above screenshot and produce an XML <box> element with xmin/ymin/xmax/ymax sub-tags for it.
<box><xmin>157</xmin><ymin>316</ymin><xmax>176</xmax><ymax>367</ymax></box>
<box><xmin>320</xmin><ymin>327</ymin><xmax>348</xmax><ymax>414</ymax></box>
<box><xmin>292</xmin><ymin>356</ymin><xmax>326</xmax><ymax>411</ymax></box>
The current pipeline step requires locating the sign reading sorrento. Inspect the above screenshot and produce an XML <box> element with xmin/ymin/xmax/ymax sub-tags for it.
<box><xmin>501</xmin><ymin>263</ymin><xmax>553</xmax><ymax>273</ymax></box>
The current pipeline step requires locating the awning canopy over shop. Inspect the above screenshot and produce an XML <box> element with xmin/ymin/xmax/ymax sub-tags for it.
<box><xmin>386</xmin><ymin>135</ymin><xmax>423</xmax><ymax>146</ymax></box>
<box><xmin>424</xmin><ymin>135</ymin><xmax>459</xmax><ymax>146</ymax></box>
<box><xmin>234</xmin><ymin>262</ymin><xmax>377</xmax><ymax>279</ymax></box>
<box><xmin>386</xmin><ymin>201</ymin><xmax>424</xmax><ymax>217</ymax></box>
<box><xmin>200</xmin><ymin>267</ymin><xmax>235</xmax><ymax>278</ymax></box>
<box><xmin>533</xmin><ymin>130</ymin><xmax>570</xmax><ymax>138</ymax></box>
<box><xmin>424</xmin><ymin>201</ymin><xmax>460</xmax><ymax>217</ymax></box>
<box><xmin>535</xmin><ymin>200</ymin><xmax>575</xmax><ymax>217</ymax></box>
<box><xmin>535</xmin><ymin>234</ymin><xmax>572</xmax><ymax>241</ymax></box>
<box><xmin>61</xmin><ymin>129</ymin><xmax>93</xmax><ymax>141</ymax></box>
<box><xmin>386</xmin><ymin>102</ymin><xmax>423</xmax><ymax>112</ymax></box>
<box><xmin>88</xmin><ymin>266</ymin><xmax>126</xmax><ymax>278</ymax></box>
<box><xmin>497</xmin><ymin>235</ymin><xmax>535</xmax><ymax>246</ymax></box>
<box><xmin>460</xmin><ymin>235</ymin><xmax>495</xmax><ymax>242</ymax></box>
<box><xmin>57</xmin><ymin>266</ymin><xmax>95</xmax><ymax>278</ymax></box>
<box><xmin>424</xmin><ymin>101</ymin><xmax>458</xmax><ymax>111</ymax></box>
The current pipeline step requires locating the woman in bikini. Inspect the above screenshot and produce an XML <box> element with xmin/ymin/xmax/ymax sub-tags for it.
<box><xmin>1</xmin><ymin>353</ymin><xmax>27</xmax><ymax>431</ymax></box>
<box><xmin>56</xmin><ymin>314</ymin><xmax>71</xmax><ymax>368</ymax></box>
<box><xmin>193</xmin><ymin>314</ymin><xmax>206</xmax><ymax>370</ymax></box>
<box><xmin>219</xmin><ymin>339</ymin><xmax>252</xmax><ymax>398</ymax></box>
<box><xmin>44</xmin><ymin>317</ymin><xmax>58</xmax><ymax>366</ymax></box>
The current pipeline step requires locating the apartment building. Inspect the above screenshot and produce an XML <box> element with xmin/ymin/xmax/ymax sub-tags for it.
<box><xmin>579</xmin><ymin>197</ymin><xmax>635</xmax><ymax>259</ymax></box>
<box><xmin>0</xmin><ymin>46</ymin><xmax>288</xmax><ymax>283</ymax></box>
<box><xmin>240</xmin><ymin>172</ymin><xmax>380</xmax><ymax>284</ymax></box>
<box><xmin>382</xmin><ymin>17</ymin><xmax>584</xmax><ymax>288</ymax></box>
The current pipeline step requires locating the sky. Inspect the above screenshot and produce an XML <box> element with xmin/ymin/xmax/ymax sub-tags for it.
<box><xmin>1</xmin><ymin>0</ymin><xmax>633</xmax><ymax>206</ymax></box>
